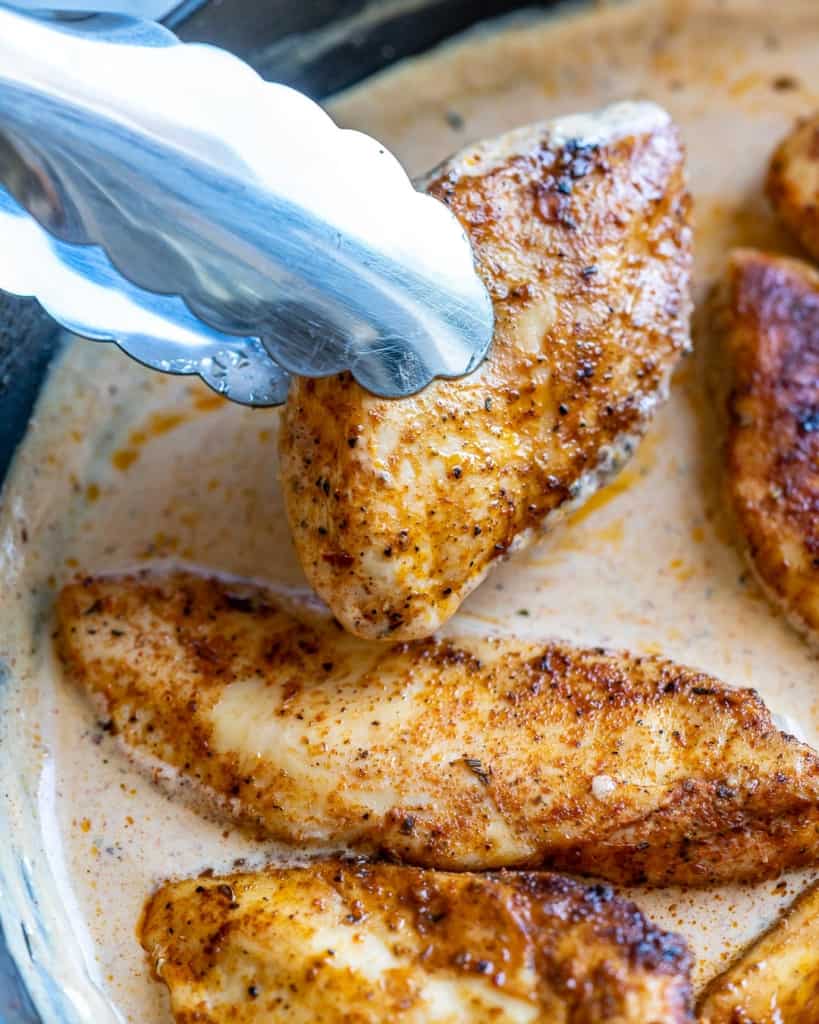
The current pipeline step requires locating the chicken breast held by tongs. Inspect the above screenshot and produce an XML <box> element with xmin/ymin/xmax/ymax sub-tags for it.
<box><xmin>280</xmin><ymin>101</ymin><xmax>692</xmax><ymax>640</ymax></box>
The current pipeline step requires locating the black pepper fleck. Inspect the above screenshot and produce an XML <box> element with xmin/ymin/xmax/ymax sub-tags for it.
<box><xmin>799</xmin><ymin>409</ymin><xmax>819</xmax><ymax>433</ymax></box>
<box><xmin>445</xmin><ymin>109</ymin><xmax>464</xmax><ymax>130</ymax></box>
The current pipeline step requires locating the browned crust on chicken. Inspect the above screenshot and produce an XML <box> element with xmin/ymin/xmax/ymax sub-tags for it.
<box><xmin>140</xmin><ymin>860</ymin><xmax>693</xmax><ymax>1024</ymax></box>
<box><xmin>56</xmin><ymin>572</ymin><xmax>819</xmax><ymax>886</ymax></box>
<box><xmin>720</xmin><ymin>249</ymin><xmax>819</xmax><ymax>642</ymax></box>
<box><xmin>698</xmin><ymin>879</ymin><xmax>819</xmax><ymax>1024</ymax></box>
<box><xmin>280</xmin><ymin>102</ymin><xmax>692</xmax><ymax>641</ymax></box>
<box><xmin>767</xmin><ymin>112</ymin><xmax>819</xmax><ymax>261</ymax></box>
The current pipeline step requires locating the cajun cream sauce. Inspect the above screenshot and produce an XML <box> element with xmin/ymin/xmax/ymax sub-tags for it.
<box><xmin>3</xmin><ymin>0</ymin><xmax>819</xmax><ymax>1020</ymax></box>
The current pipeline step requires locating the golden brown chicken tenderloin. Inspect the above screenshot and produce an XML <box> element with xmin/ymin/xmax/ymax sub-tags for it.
<box><xmin>280</xmin><ymin>101</ymin><xmax>692</xmax><ymax>641</ymax></box>
<box><xmin>140</xmin><ymin>860</ymin><xmax>694</xmax><ymax>1024</ymax></box>
<box><xmin>57</xmin><ymin>571</ymin><xmax>819</xmax><ymax>887</ymax></box>
<box><xmin>719</xmin><ymin>249</ymin><xmax>819</xmax><ymax>643</ymax></box>
<box><xmin>698</xmin><ymin>879</ymin><xmax>819</xmax><ymax>1024</ymax></box>
<box><xmin>767</xmin><ymin>112</ymin><xmax>819</xmax><ymax>262</ymax></box>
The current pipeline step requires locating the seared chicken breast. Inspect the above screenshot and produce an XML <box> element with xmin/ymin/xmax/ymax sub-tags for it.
<box><xmin>767</xmin><ymin>112</ymin><xmax>819</xmax><ymax>262</ymax></box>
<box><xmin>57</xmin><ymin>572</ymin><xmax>819</xmax><ymax>886</ymax></box>
<box><xmin>698</xmin><ymin>880</ymin><xmax>819</xmax><ymax>1024</ymax></box>
<box><xmin>280</xmin><ymin>101</ymin><xmax>692</xmax><ymax>641</ymax></box>
<box><xmin>719</xmin><ymin>250</ymin><xmax>819</xmax><ymax>642</ymax></box>
<box><xmin>140</xmin><ymin>860</ymin><xmax>693</xmax><ymax>1024</ymax></box>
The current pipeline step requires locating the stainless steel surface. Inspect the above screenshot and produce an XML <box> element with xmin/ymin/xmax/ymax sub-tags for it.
<box><xmin>0</xmin><ymin>7</ymin><xmax>493</xmax><ymax>403</ymax></box>
<box><xmin>0</xmin><ymin>186</ymin><xmax>291</xmax><ymax>405</ymax></box>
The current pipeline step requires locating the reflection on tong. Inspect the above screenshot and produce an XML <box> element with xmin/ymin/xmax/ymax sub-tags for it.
<box><xmin>0</xmin><ymin>7</ymin><xmax>493</xmax><ymax>404</ymax></box>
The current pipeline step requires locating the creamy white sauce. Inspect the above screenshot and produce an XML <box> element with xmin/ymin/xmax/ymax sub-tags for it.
<box><xmin>3</xmin><ymin>0</ymin><xmax>819</xmax><ymax>1020</ymax></box>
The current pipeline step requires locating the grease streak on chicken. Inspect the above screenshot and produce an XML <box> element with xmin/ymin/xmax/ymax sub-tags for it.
<box><xmin>280</xmin><ymin>101</ymin><xmax>693</xmax><ymax>641</ymax></box>
<box><xmin>56</xmin><ymin>572</ymin><xmax>819</xmax><ymax>886</ymax></box>
<box><xmin>140</xmin><ymin>860</ymin><xmax>694</xmax><ymax>1024</ymax></box>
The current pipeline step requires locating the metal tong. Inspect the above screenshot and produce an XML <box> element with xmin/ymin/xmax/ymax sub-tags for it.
<box><xmin>0</xmin><ymin>6</ymin><xmax>493</xmax><ymax>404</ymax></box>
